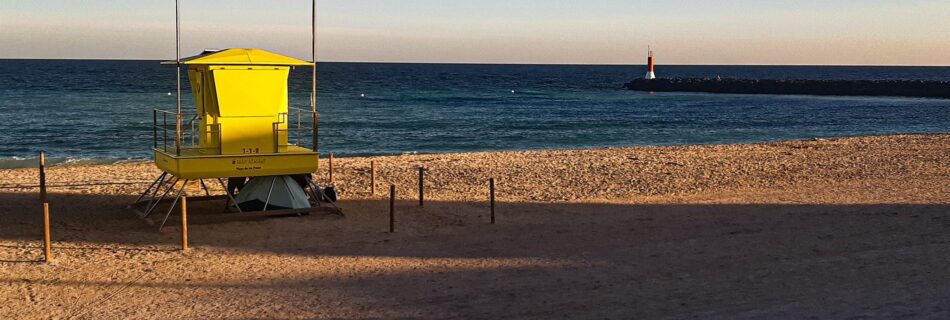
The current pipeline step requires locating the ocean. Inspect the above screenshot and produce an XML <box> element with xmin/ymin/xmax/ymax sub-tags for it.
<box><xmin>1</xmin><ymin>60</ymin><xmax>948</xmax><ymax>168</ymax></box>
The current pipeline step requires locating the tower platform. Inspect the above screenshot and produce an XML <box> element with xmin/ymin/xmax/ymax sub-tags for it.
<box><xmin>154</xmin><ymin>147</ymin><xmax>318</xmax><ymax>180</ymax></box>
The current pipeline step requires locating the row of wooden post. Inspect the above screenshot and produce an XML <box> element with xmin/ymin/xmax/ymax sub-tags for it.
<box><xmin>39</xmin><ymin>151</ymin><xmax>492</xmax><ymax>258</ymax></box>
<box><xmin>323</xmin><ymin>154</ymin><xmax>498</xmax><ymax>232</ymax></box>
<box><xmin>37</xmin><ymin>151</ymin><xmax>190</xmax><ymax>255</ymax></box>
<box><xmin>387</xmin><ymin>175</ymin><xmax>497</xmax><ymax>233</ymax></box>
<box><xmin>179</xmin><ymin>154</ymin><xmax>492</xmax><ymax>246</ymax></box>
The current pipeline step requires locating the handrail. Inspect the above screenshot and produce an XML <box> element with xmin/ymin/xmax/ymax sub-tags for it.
<box><xmin>276</xmin><ymin>107</ymin><xmax>318</xmax><ymax>152</ymax></box>
<box><xmin>155</xmin><ymin>108</ymin><xmax>313</xmax><ymax>156</ymax></box>
<box><xmin>152</xmin><ymin>109</ymin><xmax>220</xmax><ymax>156</ymax></box>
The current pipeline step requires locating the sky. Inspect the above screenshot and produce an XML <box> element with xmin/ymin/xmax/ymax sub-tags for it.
<box><xmin>2</xmin><ymin>0</ymin><xmax>949</xmax><ymax>65</ymax></box>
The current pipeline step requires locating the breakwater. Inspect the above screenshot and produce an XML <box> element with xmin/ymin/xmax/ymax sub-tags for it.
<box><xmin>625</xmin><ymin>78</ymin><xmax>950</xmax><ymax>99</ymax></box>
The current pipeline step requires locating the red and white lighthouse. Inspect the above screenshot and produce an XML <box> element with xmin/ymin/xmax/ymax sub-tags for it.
<box><xmin>645</xmin><ymin>46</ymin><xmax>656</xmax><ymax>80</ymax></box>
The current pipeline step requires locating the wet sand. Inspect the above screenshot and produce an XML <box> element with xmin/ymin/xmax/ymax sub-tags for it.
<box><xmin>1</xmin><ymin>134</ymin><xmax>948</xmax><ymax>319</ymax></box>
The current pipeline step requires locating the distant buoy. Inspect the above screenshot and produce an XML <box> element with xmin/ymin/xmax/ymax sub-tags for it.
<box><xmin>167</xmin><ymin>92</ymin><xmax>172</xmax><ymax>96</ymax></box>
<box><xmin>360</xmin><ymin>93</ymin><xmax>366</xmax><ymax>97</ymax></box>
<box><xmin>511</xmin><ymin>90</ymin><xmax>516</xmax><ymax>94</ymax></box>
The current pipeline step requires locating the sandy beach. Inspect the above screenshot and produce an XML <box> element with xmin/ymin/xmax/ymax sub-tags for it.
<box><xmin>1</xmin><ymin>134</ymin><xmax>948</xmax><ymax>319</ymax></box>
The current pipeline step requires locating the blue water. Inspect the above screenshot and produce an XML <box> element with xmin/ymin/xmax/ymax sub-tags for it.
<box><xmin>1</xmin><ymin>60</ymin><xmax>948</xmax><ymax>168</ymax></box>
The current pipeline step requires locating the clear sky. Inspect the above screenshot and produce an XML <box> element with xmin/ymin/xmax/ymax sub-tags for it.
<box><xmin>2</xmin><ymin>0</ymin><xmax>949</xmax><ymax>65</ymax></box>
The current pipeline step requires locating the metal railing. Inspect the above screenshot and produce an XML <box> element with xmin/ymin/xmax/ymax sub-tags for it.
<box><xmin>154</xmin><ymin>108</ymin><xmax>314</xmax><ymax>156</ymax></box>
<box><xmin>153</xmin><ymin>109</ymin><xmax>221</xmax><ymax>156</ymax></box>
<box><xmin>274</xmin><ymin>106</ymin><xmax>318</xmax><ymax>153</ymax></box>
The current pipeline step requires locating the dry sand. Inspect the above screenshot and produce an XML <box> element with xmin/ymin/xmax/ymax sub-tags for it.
<box><xmin>1</xmin><ymin>134</ymin><xmax>948</xmax><ymax>319</ymax></box>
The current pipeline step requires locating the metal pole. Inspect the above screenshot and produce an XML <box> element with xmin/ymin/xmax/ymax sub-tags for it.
<box><xmin>216</xmin><ymin>178</ymin><xmax>243</xmax><ymax>213</ymax></box>
<box><xmin>328</xmin><ymin>153</ymin><xmax>334</xmax><ymax>184</ymax></box>
<box><xmin>152</xmin><ymin>109</ymin><xmax>158</xmax><ymax>149</ymax></box>
<box><xmin>389</xmin><ymin>185</ymin><xmax>395</xmax><ymax>233</ymax></box>
<box><xmin>143</xmin><ymin>177</ymin><xmax>179</xmax><ymax>218</ymax></box>
<box><xmin>311</xmin><ymin>0</ymin><xmax>316</xmax><ymax>113</ymax></box>
<box><xmin>38</xmin><ymin>151</ymin><xmax>46</xmax><ymax>203</ymax></box>
<box><xmin>311</xmin><ymin>112</ymin><xmax>318</xmax><ymax>152</ymax></box>
<box><xmin>175</xmin><ymin>0</ymin><xmax>182</xmax><ymax>155</ymax></box>
<box><xmin>43</xmin><ymin>203</ymin><xmax>51</xmax><ymax>263</ymax></box>
<box><xmin>181</xmin><ymin>196</ymin><xmax>189</xmax><ymax>251</ymax></box>
<box><xmin>311</xmin><ymin>0</ymin><xmax>318</xmax><ymax>151</ymax></box>
<box><xmin>159</xmin><ymin>181</ymin><xmax>187</xmax><ymax>231</ymax></box>
<box><xmin>135</xmin><ymin>172</ymin><xmax>168</xmax><ymax>204</ymax></box>
<box><xmin>163</xmin><ymin>113</ymin><xmax>168</xmax><ymax>151</ymax></box>
<box><xmin>199</xmin><ymin>179</ymin><xmax>211</xmax><ymax>197</ymax></box>
<box><xmin>490</xmin><ymin>178</ymin><xmax>496</xmax><ymax>224</ymax></box>
<box><xmin>262</xmin><ymin>177</ymin><xmax>277</xmax><ymax>212</ymax></box>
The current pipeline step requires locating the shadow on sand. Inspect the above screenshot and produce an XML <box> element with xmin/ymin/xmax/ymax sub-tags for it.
<box><xmin>2</xmin><ymin>191</ymin><xmax>948</xmax><ymax>258</ymax></box>
<box><xmin>2</xmin><ymin>191</ymin><xmax>950</xmax><ymax>318</ymax></box>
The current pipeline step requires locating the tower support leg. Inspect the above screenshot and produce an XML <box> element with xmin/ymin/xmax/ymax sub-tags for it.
<box><xmin>199</xmin><ymin>179</ymin><xmax>211</xmax><ymax>197</ymax></box>
<box><xmin>216</xmin><ymin>178</ymin><xmax>243</xmax><ymax>213</ymax></box>
<box><xmin>143</xmin><ymin>177</ymin><xmax>180</xmax><ymax>218</ymax></box>
<box><xmin>136</xmin><ymin>172</ymin><xmax>168</xmax><ymax>204</ymax></box>
<box><xmin>159</xmin><ymin>180</ymin><xmax>189</xmax><ymax>231</ymax></box>
<box><xmin>308</xmin><ymin>179</ymin><xmax>344</xmax><ymax>217</ymax></box>
<box><xmin>262</xmin><ymin>176</ymin><xmax>278</xmax><ymax>212</ymax></box>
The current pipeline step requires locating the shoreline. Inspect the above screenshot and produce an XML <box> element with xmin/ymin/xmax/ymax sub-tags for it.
<box><xmin>2</xmin><ymin>133</ymin><xmax>947</xmax><ymax>204</ymax></box>
<box><xmin>2</xmin><ymin>132</ymin><xmax>947</xmax><ymax>170</ymax></box>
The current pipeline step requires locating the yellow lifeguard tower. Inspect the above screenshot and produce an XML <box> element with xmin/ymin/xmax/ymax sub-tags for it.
<box><xmin>134</xmin><ymin>1</ymin><xmax>337</xmax><ymax>230</ymax></box>
<box><xmin>156</xmin><ymin>48</ymin><xmax>318</xmax><ymax>179</ymax></box>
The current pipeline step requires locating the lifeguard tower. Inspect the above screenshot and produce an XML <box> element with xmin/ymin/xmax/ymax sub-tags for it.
<box><xmin>157</xmin><ymin>48</ymin><xmax>318</xmax><ymax>174</ymax></box>
<box><xmin>134</xmin><ymin>1</ymin><xmax>338</xmax><ymax>230</ymax></box>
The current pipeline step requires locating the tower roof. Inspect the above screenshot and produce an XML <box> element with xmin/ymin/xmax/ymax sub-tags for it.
<box><xmin>165</xmin><ymin>48</ymin><xmax>313</xmax><ymax>66</ymax></box>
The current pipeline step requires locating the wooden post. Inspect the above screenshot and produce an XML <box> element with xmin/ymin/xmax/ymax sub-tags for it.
<box><xmin>43</xmin><ymin>203</ymin><xmax>51</xmax><ymax>263</ymax></box>
<box><xmin>38</xmin><ymin>151</ymin><xmax>47</xmax><ymax>203</ymax></box>
<box><xmin>490</xmin><ymin>178</ymin><xmax>496</xmax><ymax>224</ymax></box>
<box><xmin>418</xmin><ymin>167</ymin><xmax>424</xmax><ymax>207</ymax></box>
<box><xmin>370</xmin><ymin>161</ymin><xmax>376</xmax><ymax>195</ymax></box>
<box><xmin>181</xmin><ymin>196</ymin><xmax>189</xmax><ymax>251</ymax></box>
<box><xmin>389</xmin><ymin>185</ymin><xmax>396</xmax><ymax>233</ymax></box>
<box><xmin>328</xmin><ymin>153</ymin><xmax>334</xmax><ymax>184</ymax></box>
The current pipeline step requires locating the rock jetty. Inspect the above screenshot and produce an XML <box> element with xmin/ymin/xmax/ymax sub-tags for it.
<box><xmin>625</xmin><ymin>78</ymin><xmax>950</xmax><ymax>99</ymax></box>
